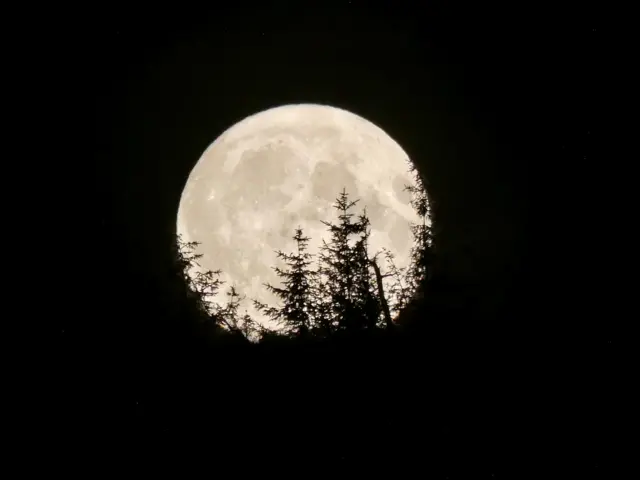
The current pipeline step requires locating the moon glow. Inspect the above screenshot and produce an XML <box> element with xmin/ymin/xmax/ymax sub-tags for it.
<box><xmin>177</xmin><ymin>103</ymin><xmax>422</xmax><ymax>328</ymax></box>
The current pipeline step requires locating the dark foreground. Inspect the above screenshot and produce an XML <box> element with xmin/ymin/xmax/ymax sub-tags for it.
<box><xmin>46</xmin><ymin>324</ymin><xmax>616</xmax><ymax>478</ymax></box>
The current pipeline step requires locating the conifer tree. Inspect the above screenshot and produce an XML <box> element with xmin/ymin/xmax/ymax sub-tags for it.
<box><xmin>316</xmin><ymin>188</ymin><xmax>379</xmax><ymax>333</ymax></box>
<box><xmin>309</xmin><ymin>273</ymin><xmax>335</xmax><ymax>339</ymax></box>
<box><xmin>173</xmin><ymin>235</ymin><xmax>224</xmax><ymax>322</ymax></box>
<box><xmin>379</xmin><ymin>248</ymin><xmax>412</xmax><ymax>319</ymax></box>
<box><xmin>253</xmin><ymin>227</ymin><xmax>317</xmax><ymax>338</ymax></box>
<box><xmin>216</xmin><ymin>284</ymin><xmax>257</xmax><ymax>341</ymax></box>
<box><xmin>403</xmin><ymin>164</ymin><xmax>434</xmax><ymax>296</ymax></box>
<box><xmin>351</xmin><ymin>208</ymin><xmax>383</xmax><ymax>329</ymax></box>
<box><xmin>392</xmin><ymin>163</ymin><xmax>436</xmax><ymax>329</ymax></box>
<box><xmin>174</xmin><ymin>235</ymin><xmax>257</xmax><ymax>341</ymax></box>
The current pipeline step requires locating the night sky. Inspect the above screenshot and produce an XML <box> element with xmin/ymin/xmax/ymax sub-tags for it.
<box><xmin>83</xmin><ymin>4</ymin><xmax>600</xmax><ymax>340</ymax></box>
<box><xmin>44</xmin><ymin>2</ymin><xmax>614</xmax><ymax>476</ymax></box>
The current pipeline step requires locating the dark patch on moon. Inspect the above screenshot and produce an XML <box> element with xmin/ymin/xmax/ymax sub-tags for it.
<box><xmin>360</xmin><ymin>191</ymin><xmax>390</xmax><ymax>229</ymax></box>
<box><xmin>388</xmin><ymin>216</ymin><xmax>410</xmax><ymax>251</ymax></box>
<box><xmin>220</xmin><ymin>144</ymin><xmax>307</xmax><ymax>218</ymax></box>
<box><xmin>230</xmin><ymin>146</ymin><xmax>291</xmax><ymax>196</ymax></box>
<box><xmin>297</xmin><ymin>203</ymin><xmax>329</xmax><ymax>225</ymax></box>
<box><xmin>278</xmin><ymin>211</ymin><xmax>299</xmax><ymax>240</ymax></box>
<box><xmin>311</xmin><ymin>161</ymin><xmax>358</xmax><ymax>203</ymax></box>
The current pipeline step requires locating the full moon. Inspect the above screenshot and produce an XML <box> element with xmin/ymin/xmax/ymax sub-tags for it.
<box><xmin>177</xmin><ymin>103</ymin><xmax>422</xmax><ymax>328</ymax></box>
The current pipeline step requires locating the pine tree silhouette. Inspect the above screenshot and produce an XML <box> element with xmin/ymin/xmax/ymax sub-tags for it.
<box><xmin>317</xmin><ymin>188</ymin><xmax>378</xmax><ymax>334</ymax></box>
<box><xmin>403</xmin><ymin>164</ymin><xmax>434</xmax><ymax>296</ymax></box>
<box><xmin>172</xmin><ymin>167</ymin><xmax>434</xmax><ymax>342</ymax></box>
<box><xmin>378</xmin><ymin>248</ymin><xmax>412</xmax><ymax>319</ymax></box>
<box><xmin>253</xmin><ymin>227</ymin><xmax>317</xmax><ymax>338</ymax></box>
<box><xmin>394</xmin><ymin>163</ymin><xmax>436</xmax><ymax>329</ymax></box>
<box><xmin>216</xmin><ymin>284</ymin><xmax>257</xmax><ymax>341</ymax></box>
<box><xmin>173</xmin><ymin>235</ymin><xmax>224</xmax><ymax>323</ymax></box>
<box><xmin>174</xmin><ymin>235</ymin><xmax>257</xmax><ymax>341</ymax></box>
<box><xmin>351</xmin><ymin>207</ymin><xmax>383</xmax><ymax>330</ymax></box>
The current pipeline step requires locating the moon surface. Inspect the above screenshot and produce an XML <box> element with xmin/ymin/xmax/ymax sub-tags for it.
<box><xmin>177</xmin><ymin>103</ymin><xmax>421</xmax><ymax>328</ymax></box>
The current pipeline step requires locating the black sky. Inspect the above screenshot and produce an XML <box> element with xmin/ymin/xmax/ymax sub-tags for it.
<box><xmin>41</xmin><ymin>2</ymin><xmax>611</xmax><ymax>473</ymax></box>
<box><xmin>78</xmin><ymin>5</ymin><xmax>596</xmax><ymax>340</ymax></box>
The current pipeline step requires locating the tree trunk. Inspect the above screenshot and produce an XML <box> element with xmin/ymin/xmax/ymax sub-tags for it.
<box><xmin>370</xmin><ymin>258</ymin><xmax>393</xmax><ymax>329</ymax></box>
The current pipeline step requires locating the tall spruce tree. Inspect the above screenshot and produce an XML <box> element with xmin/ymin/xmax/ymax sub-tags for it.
<box><xmin>253</xmin><ymin>227</ymin><xmax>317</xmax><ymax>338</ymax></box>
<box><xmin>403</xmin><ymin>164</ymin><xmax>434</xmax><ymax>296</ymax></box>
<box><xmin>391</xmin><ymin>163</ymin><xmax>436</xmax><ymax>329</ymax></box>
<box><xmin>316</xmin><ymin>188</ymin><xmax>379</xmax><ymax>333</ymax></box>
<box><xmin>352</xmin><ymin>208</ymin><xmax>383</xmax><ymax>329</ymax></box>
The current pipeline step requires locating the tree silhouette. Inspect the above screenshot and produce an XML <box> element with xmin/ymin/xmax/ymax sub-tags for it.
<box><xmin>351</xmin><ymin>208</ymin><xmax>384</xmax><ymax>330</ymax></box>
<box><xmin>316</xmin><ymin>189</ymin><xmax>379</xmax><ymax>334</ymax></box>
<box><xmin>404</xmin><ymin>164</ymin><xmax>434</xmax><ymax>297</ymax></box>
<box><xmin>173</xmin><ymin>235</ymin><xmax>224</xmax><ymax>323</ymax></box>
<box><xmin>378</xmin><ymin>248</ymin><xmax>412</xmax><ymax>319</ymax></box>
<box><xmin>172</xmin><ymin>169</ymin><xmax>434</xmax><ymax>342</ymax></box>
<box><xmin>253</xmin><ymin>227</ymin><xmax>317</xmax><ymax>338</ymax></box>
<box><xmin>389</xmin><ymin>164</ymin><xmax>436</xmax><ymax>330</ymax></box>
<box><xmin>173</xmin><ymin>235</ymin><xmax>258</xmax><ymax>342</ymax></box>
<box><xmin>216</xmin><ymin>284</ymin><xmax>258</xmax><ymax>341</ymax></box>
